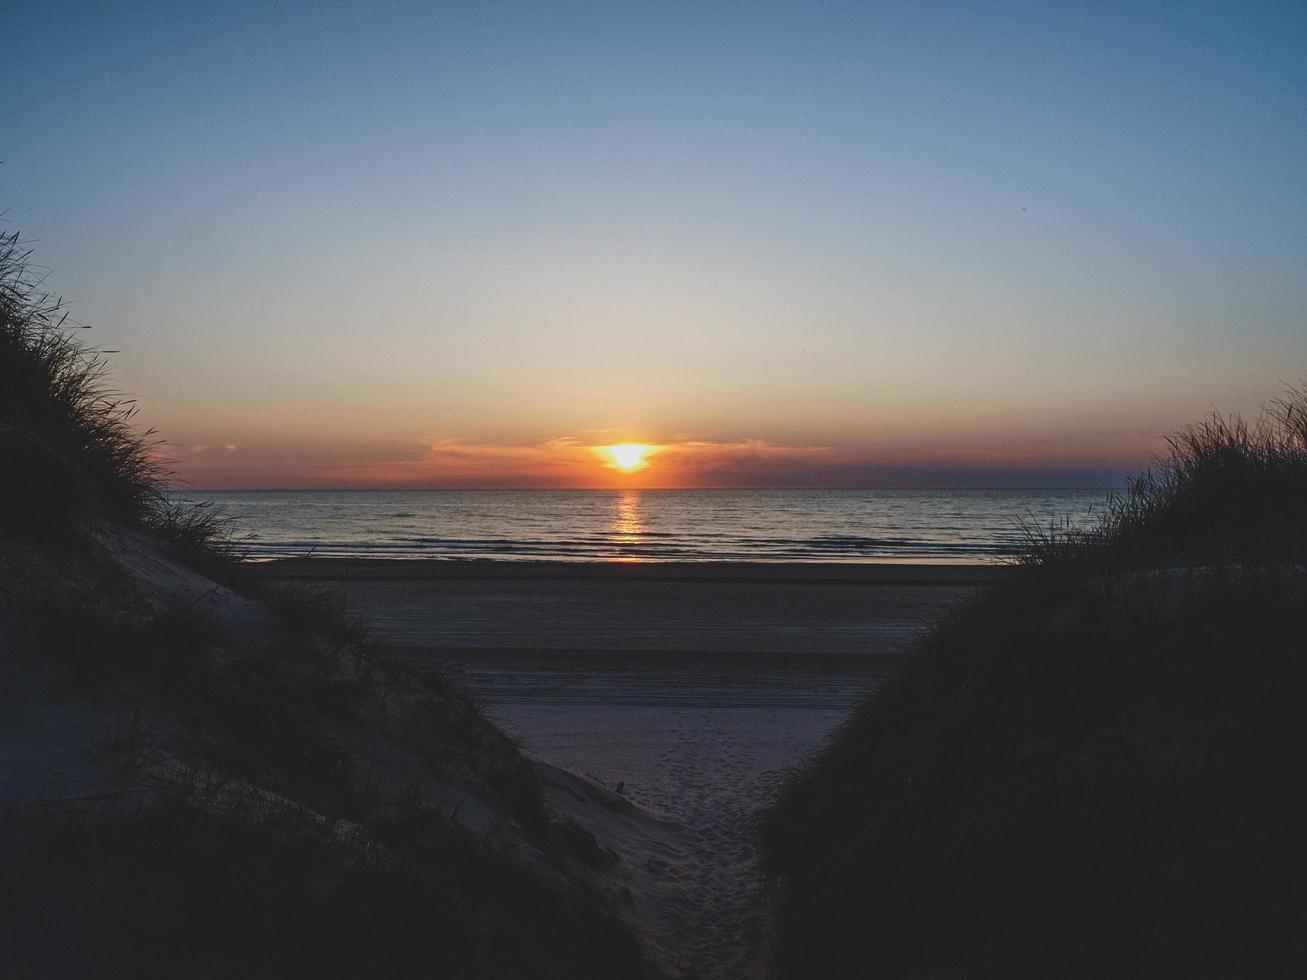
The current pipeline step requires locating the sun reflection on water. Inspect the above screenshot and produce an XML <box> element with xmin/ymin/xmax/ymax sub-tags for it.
<box><xmin>611</xmin><ymin>490</ymin><xmax>646</xmax><ymax>560</ymax></box>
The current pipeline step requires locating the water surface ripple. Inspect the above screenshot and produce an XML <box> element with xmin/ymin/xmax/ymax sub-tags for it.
<box><xmin>186</xmin><ymin>489</ymin><xmax>1112</xmax><ymax>563</ymax></box>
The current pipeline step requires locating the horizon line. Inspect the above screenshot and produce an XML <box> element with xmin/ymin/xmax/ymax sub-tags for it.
<box><xmin>177</xmin><ymin>484</ymin><xmax>1124</xmax><ymax>493</ymax></box>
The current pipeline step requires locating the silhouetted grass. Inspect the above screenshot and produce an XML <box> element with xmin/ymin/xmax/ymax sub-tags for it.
<box><xmin>763</xmin><ymin>389</ymin><xmax>1307</xmax><ymax>978</ymax></box>
<box><xmin>1</xmin><ymin>230</ymin><xmax>160</xmax><ymax>527</ymax></box>
<box><xmin>0</xmin><ymin>229</ymin><xmax>245</xmax><ymax>573</ymax></box>
<box><xmin>1</xmin><ymin>231</ymin><xmax>647</xmax><ymax>977</ymax></box>
<box><xmin>1020</xmin><ymin>389</ymin><xmax>1307</xmax><ymax>572</ymax></box>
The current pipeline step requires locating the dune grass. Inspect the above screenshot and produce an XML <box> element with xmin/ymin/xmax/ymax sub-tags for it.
<box><xmin>0</xmin><ymin>231</ymin><xmax>648</xmax><ymax>978</ymax></box>
<box><xmin>0</xmin><ymin>228</ymin><xmax>246</xmax><ymax>582</ymax></box>
<box><xmin>1021</xmin><ymin>390</ymin><xmax>1307</xmax><ymax>572</ymax></box>
<box><xmin>12</xmin><ymin>550</ymin><xmax>650</xmax><ymax>977</ymax></box>
<box><xmin>1</xmin><ymin>230</ymin><xmax>162</xmax><ymax>528</ymax></box>
<box><xmin>763</xmin><ymin>391</ymin><xmax>1307</xmax><ymax>978</ymax></box>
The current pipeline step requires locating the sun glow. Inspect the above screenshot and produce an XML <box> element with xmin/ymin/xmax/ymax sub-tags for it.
<box><xmin>601</xmin><ymin>443</ymin><xmax>655</xmax><ymax>473</ymax></box>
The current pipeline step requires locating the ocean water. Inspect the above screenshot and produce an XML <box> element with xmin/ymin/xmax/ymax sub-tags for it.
<box><xmin>184</xmin><ymin>489</ymin><xmax>1115</xmax><ymax>563</ymax></box>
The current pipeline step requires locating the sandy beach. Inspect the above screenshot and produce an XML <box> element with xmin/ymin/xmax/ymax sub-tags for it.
<box><xmin>257</xmin><ymin>559</ymin><xmax>990</xmax><ymax>974</ymax></box>
<box><xmin>12</xmin><ymin>6</ymin><xmax>1301</xmax><ymax>969</ymax></box>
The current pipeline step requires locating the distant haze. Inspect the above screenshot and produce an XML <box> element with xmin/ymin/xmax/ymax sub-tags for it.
<box><xmin>7</xmin><ymin>2</ymin><xmax>1305</xmax><ymax>488</ymax></box>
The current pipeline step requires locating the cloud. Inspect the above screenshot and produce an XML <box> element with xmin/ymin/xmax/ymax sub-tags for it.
<box><xmin>164</xmin><ymin>434</ymin><xmax>1141</xmax><ymax>490</ymax></box>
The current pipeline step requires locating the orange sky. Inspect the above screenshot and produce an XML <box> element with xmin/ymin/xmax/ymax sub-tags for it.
<box><xmin>163</xmin><ymin>427</ymin><xmax>1162</xmax><ymax>490</ymax></box>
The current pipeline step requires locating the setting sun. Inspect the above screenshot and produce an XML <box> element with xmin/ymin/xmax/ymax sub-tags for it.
<box><xmin>602</xmin><ymin>443</ymin><xmax>654</xmax><ymax>473</ymax></box>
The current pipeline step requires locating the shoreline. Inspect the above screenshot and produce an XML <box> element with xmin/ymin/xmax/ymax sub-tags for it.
<box><xmin>252</xmin><ymin>556</ymin><xmax>1004</xmax><ymax>586</ymax></box>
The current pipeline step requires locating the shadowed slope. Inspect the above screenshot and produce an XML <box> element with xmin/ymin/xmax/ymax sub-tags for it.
<box><xmin>763</xmin><ymin>393</ymin><xmax>1307</xmax><ymax>978</ymax></box>
<box><xmin>0</xmin><ymin>232</ymin><xmax>647</xmax><ymax>978</ymax></box>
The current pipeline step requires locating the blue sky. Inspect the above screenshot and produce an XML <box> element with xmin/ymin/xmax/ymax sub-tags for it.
<box><xmin>5</xmin><ymin>1</ymin><xmax>1305</xmax><ymax>487</ymax></box>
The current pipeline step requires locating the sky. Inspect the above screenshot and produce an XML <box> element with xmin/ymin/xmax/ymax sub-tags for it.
<box><xmin>5</xmin><ymin>1</ymin><xmax>1305</xmax><ymax>488</ymax></box>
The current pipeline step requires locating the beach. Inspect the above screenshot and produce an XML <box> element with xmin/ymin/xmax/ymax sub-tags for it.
<box><xmin>258</xmin><ymin>558</ymin><xmax>991</xmax><ymax>974</ymax></box>
<box><xmin>12</xmin><ymin>5</ymin><xmax>1301</xmax><ymax>969</ymax></box>
<box><xmin>255</xmin><ymin>559</ymin><xmax>991</xmax><ymax>716</ymax></box>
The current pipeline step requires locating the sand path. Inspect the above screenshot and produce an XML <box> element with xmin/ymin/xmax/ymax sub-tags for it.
<box><xmin>511</xmin><ymin>702</ymin><xmax>849</xmax><ymax>976</ymax></box>
<box><xmin>260</xmin><ymin>560</ymin><xmax>984</xmax><ymax>976</ymax></box>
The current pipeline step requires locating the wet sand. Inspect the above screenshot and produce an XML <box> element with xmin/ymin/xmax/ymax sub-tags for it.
<box><xmin>256</xmin><ymin>559</ymin><xmax>991</xmax><ymax>976</ymax></box>
<box><xmin>260</xmin><ymin>558</ymin><xmax>989</xmax><ymax>654</ymax></box>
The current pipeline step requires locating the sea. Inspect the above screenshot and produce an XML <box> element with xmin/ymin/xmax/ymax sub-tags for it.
<box><xmin>185</xmin><ymin>488</ymin><xmax>1116</xmax><ymax>563</ymax></box>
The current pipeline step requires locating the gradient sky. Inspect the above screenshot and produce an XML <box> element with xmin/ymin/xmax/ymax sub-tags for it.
<box><xmin>6</xmin><ymin>1</ymin><xmax>1305</xmax><ymax>488</ymax></box>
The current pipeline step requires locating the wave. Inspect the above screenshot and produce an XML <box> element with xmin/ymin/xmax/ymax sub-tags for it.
<box><xmin>199</xmin><ymin>488</ymin><xmax>1107</xmax><ymax>562</ymax></box>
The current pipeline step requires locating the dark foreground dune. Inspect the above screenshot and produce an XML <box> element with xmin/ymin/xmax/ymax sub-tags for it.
<box><xmin>763</xmin><ymin>397</ymin><xmax>1307</xmax><ymax>978</ymax></box>
<box><xmin>0</xmin><ymin>234</ymin><xmax>651</xmax><ymax>979</ymax></box>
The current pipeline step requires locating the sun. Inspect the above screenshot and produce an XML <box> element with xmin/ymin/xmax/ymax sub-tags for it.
<box><xmin>602</xmin><ymin>443</ymin><xmax>654</xmax><ymax>473</ymax></box>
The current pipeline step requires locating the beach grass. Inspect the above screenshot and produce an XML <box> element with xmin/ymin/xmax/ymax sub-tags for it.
<box><xmin>1</xmin><ymin>230</ymin><xmax>162</xmax><ymax>529</ymax></box>
<box><xmin>762</xmin><ymin>390</ymin><xmax>1307</xmax><ymax>978</ymax></box>
<box><xmin>0</xmin><ymin>230</ymin><xmax>646</xmax><ymax>977</ymax></box>
<box><xmin>1020</xmin><ymin>390</ymin><xmax>1307</xmax><ymax>572</ymax></box>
